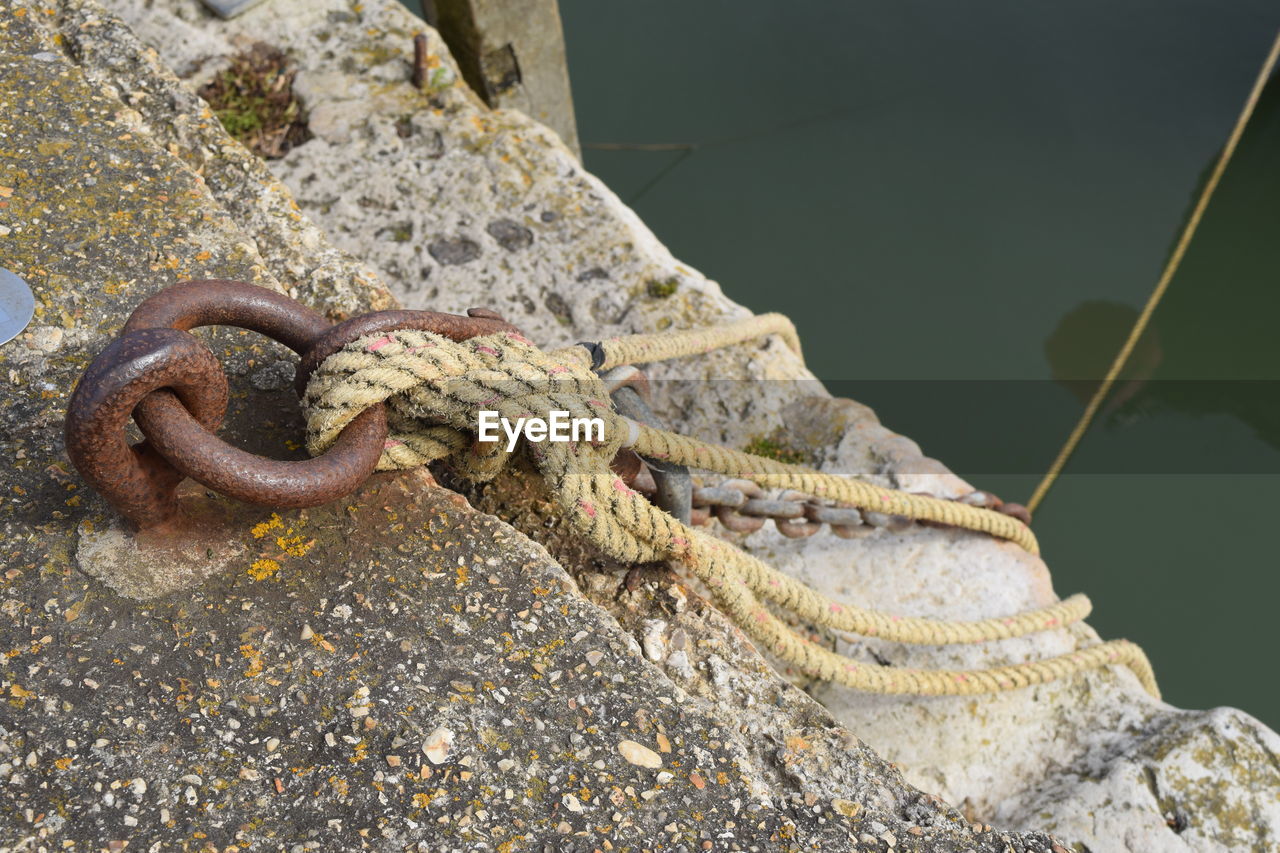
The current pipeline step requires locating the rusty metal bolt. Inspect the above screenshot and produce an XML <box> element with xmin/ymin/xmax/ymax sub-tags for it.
<box><xmin>411</xmin><ymin>33</ymin><xmax>429</xmax><ymax>90</ymax></box>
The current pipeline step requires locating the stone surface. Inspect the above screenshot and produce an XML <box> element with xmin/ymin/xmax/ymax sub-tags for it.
<box><xmin>774</xmin><ymin>398</ymin><xmax>1280</xmax><ymax>851</ymax></box>
<box><xmin>100</xmin><ymin>1</ymin><xmax>1280</xmax><ymax>850</ymax></box>
<box><xmin>0</xmin><ymin>1</ymin><xmax>1073</xmax><ymax>849</ymax></box>
<box><xmin>432</xmin><ymin>0</ymin><xmax>581</xmax><ymax>158</ymax></box>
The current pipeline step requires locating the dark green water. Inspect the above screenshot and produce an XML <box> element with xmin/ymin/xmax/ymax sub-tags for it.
<box><xmin>560</xmin><ymin>2</ymin><xmax>1280</xmax><ymax>727</ymax></box>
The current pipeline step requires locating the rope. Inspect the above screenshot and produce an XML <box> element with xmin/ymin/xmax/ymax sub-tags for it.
<box><xmin>630</xmin><ymin>423</ymin><xmax>1040</xmax><ymax>554</ymax></box>
<box><xmin>1027</xmin><ymin>29</ymin><xmax>1280</xmax><ymax>514</ymax></box>
<box><xmin>564</xmin><ymin>312</ymin><xmax>803</xmax><ymax>372</ymax></box>
<box><xmin>301</xmin><ymin>323</ymin><xmax>1157</xmax><ymax>698</ymax></box>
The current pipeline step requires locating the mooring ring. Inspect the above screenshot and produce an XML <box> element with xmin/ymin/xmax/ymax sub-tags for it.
<box><xmin>64</xmin><ymin>327</ymin><xmax>230</xmax><ymax>529</ymax></box>
<box><xmin>66</xmin><ymin>281</ymin><xmax>532</xmax><ymax>529</ymax></box>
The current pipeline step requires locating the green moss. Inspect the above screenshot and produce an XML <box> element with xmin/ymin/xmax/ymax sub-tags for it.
<box><xmin>743</xmin><ymin>436</ymin><xmax>807</xmax><ymax>465</ymax></box>
<box><xmin>197</xmin><ymin>45</ymin><xmax>310</xmax><ymax>159</ymax></box>
<box><xmin>430</xmin><ymin>67</ymin><xmax>454</xmax><ymax>89</ymax></box>
<box><xmin>647</xmin><ymin>278</ymin><xmax>679</xmax><ymax>299</ymax></box>
<box><xmin>213</xmin><ymin>87</ymin><xmax>267</xmax><ymax>138</ymax></box>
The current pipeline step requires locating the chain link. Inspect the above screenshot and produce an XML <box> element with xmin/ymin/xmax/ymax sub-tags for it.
<box><xmin>604</xmin><ymin>369</ymin><xmax>1032</xmax><ymax>540</ymax></box>
<box><xmin>636</xmin><ymin>472</ymin><xmax>1030</xmax><ymax>540</ymax></box>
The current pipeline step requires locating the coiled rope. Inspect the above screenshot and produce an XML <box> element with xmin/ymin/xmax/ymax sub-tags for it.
<box><xmin>301</xmin><ymin>316</ymin><xmax>1158</xmax><ymax>697</ymax></box>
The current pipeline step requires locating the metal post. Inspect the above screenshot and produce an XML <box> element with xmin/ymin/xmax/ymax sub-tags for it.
<box><xmin>429</xmin><ymin>0</ymin><xmax>581</xmax><ymax>159</ymax></box>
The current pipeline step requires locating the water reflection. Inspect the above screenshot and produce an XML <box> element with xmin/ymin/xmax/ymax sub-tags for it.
<box><xmin>1047</xmin><ymin>71</ymin><xmax>1280</xmax><ymax>457</ymax></box>
<box><xmin>1045</xmin><ymin>300</ymin><xmax>1162</xmax><ymax>419</ymax></box>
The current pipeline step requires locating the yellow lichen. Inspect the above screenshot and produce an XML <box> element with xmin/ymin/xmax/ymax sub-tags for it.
<box><xmin>250</xmin><ymin>514</ymin><xmax>284</xmax><ymax>539</ymax></box>
<box><xmin>275</xmin><ymin>534</ymin><xmax>314</xmax><ymax>558</ymax></box>
<box><xmin>247</xmin><ymin>558</ymin><xmax>280</xmax><ymax>580</ymax></box>
<box><xmin>240</xmin><ymin>644</ymin><xmax>264</xmax><ymax>677</ymax></box>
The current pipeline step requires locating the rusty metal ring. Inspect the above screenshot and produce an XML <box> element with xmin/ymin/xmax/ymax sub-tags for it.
<box><xmin>64</xmin><ymin>328</ymin><xmax>230</xmax><ymax>530</ymax></box>
<box><xmin>294</xmin><ymin>309</ymin><xmax>522</xmax><ymax>396</ymax></box>
<box><xmin>122</xmin><ymin>279</ymin><xmax>331</xmax><ymax>353</ymax></box>
<box><xmin>609</xmin><ymin>448</ymin><xmax>646</xmax><ymax>487</ymax></box>
<box><xmin>133</xmin><ymin>395</ymin><xmax>387</xmax><ymax>511</ymax></box>
<box><xmin>804</xmin><ymin>504</ymin><xmax>864</xmax><ymax>527</ymax></box>
<box><xmin>68</xmin><ymin>282</ymin><xmax>534</xmax><ymax>530</ymax></box>
<box><xmin>116</xmin><ymin>281</ymin><xmax>391</xmax><ymax>520</ymax></box>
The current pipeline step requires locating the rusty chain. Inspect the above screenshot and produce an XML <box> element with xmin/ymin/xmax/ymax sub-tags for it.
<box><xmin>680</xmin><ymin>479</ymin><xmax>1029</xmax><ymax>539</ymax></box>
<box><xmin>607</xmin><ymin>362</ymin><xmax>1032</xmax><ymax>539</ymax></box>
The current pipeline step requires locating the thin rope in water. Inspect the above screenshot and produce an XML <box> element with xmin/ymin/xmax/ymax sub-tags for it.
<box><xmin>1027</xmin><ymin>29</ymin><xmax>1280</xmax><ymax>515</ymax></box>
<box><xmin>301</xmin><ymin>318</ymin><xmax>1157</xmax><ymax>697</ymax></box>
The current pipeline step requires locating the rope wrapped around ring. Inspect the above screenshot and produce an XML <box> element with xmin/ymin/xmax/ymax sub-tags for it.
<box><xmin>300</xmin><ymin>322</ymin><xmax>1158</xmax><ymax>698</ymax></box>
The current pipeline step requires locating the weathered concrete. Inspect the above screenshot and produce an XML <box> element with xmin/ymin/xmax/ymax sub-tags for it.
<box><xmin>0</xmin><ymin>1</ymin><xmax>1073</xmax><ymax>849</ymax></box>
<box><xmin>432</xmin><ymin>0</ymin><xmax>581</xmax><ymax>158</ymax></box>
<box><xmin>93</xmin><ymin>0</ymin><xmax>1280</xmax><ymax>850</ymax></box>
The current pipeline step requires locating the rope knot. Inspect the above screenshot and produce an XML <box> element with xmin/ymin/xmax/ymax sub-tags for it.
<box><xmin>302</xmin><ymin>329</ymin><xmax>628</xmax><ymax>477</ymax></box>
